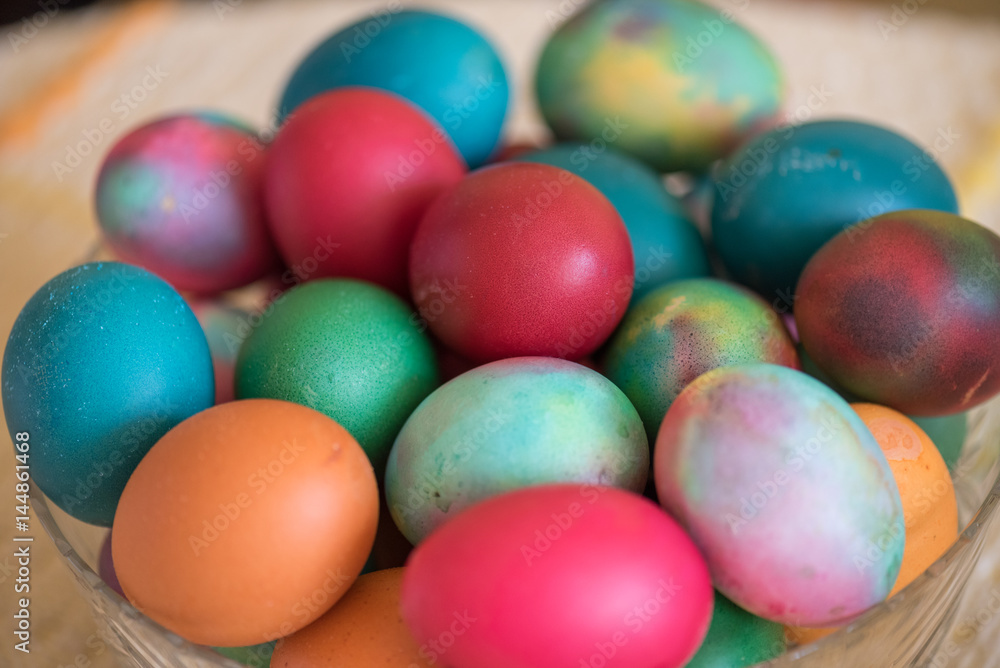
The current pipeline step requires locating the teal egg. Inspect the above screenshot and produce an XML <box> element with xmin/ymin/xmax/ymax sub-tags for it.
<box><xmin>234</xmin><ymin>279</ymin><xmax>438</xmax><ymax>470</ymax></box>
<box><xmin>385</xmin><ymin>357</ymin><xmax>648</xmax><ymax>544</ymax></box>
<box><xmin>685</xmin><ymin>593</ymin><xmax>785</xmax><ymax>667</ymax></box>
<box><xmin>213</xmin><ymin>642</ymin><xmax>275</xmax><ymax>667</ymax></box>
<box><xmin>536</xmin><ymin>0</ymin><xmax>783</xmax><ymax>172</ymax></box>
<box><xmin>517</xmin><ymin>144</ymin><xmax>710</xmax><ymax>303</ymax></box>
<box><xmin>1</xmin><ymin>262</ymin><xmax>214</xmax><ymax>526</ymax></box>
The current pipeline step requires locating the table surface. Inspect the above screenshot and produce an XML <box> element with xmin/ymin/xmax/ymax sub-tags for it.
<box><xmin>4</xmin><ymin>1</ymin><xmax>1000</xmax><ymax>666</ymax></box>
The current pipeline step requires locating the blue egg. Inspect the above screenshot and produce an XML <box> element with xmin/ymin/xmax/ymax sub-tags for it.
<box><xmin>278</xmin><ymin>10</ymin><xmax>508</xmax><ymax>168</ymax></box>
<box><xmin>2</xmin><ymin>262</ymin><xmax>214</xmax><ymax>526</ymax></box>
<box><xmin>711</xmin><ymin>120</ymin><xmax>959</xmax><ymax>300</ymax></box>
<box><xmin>518</xmin><ymin>144</ymin><xmax>710</xmax><ymax>303</ymax></box>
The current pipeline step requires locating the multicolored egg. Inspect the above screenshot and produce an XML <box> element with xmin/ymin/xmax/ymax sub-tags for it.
<box><xmin>603</xmin><ymin>278</ymin><xmax>799</xmax><ymax>441</ymax></box>
<box><xmin>265</xmin><ymin>88</ymin><xmax>466</xmax><ymax>295</ymax></box>
<box><xmin>235</xmin><ymin>279</ymin><xmax>438</xmax><ymax>470</ymax></box>
<box><xmin>654</xmin><ymin>364</ymin><xmax>904</xmax><ymax>627</ymax></box>
<box><xmin>401</xmin><ymin>484</ymin><xmax>714</xmax><ymax>668</ymax></box>
<box><xmin>409</xmin><ymin>162</ymin><xmax>634</xmax><ymax>362</ymax></box>
<box><xmin>686</xmin><ymin>593</ymin><xmax>785</xmax><ymax>668</ymax></box>
<box><xmin>711</xmin><ymin>120</ymin><xmax>959</xmax><ymax>300</ymax></box>
<box><xmin>95</xmin><ymin>113</ymin><xmax>280</xmax><ymax>294</ymax></box>
<box><xmin>278</xmin><ymin>10</ymin><xmax>508</xmax><ymax>167</ymax></box>
<box><xmin>386</xmin><ymin>357</ymin><xmax>648</xmax><ymax>544</ymax></box>
<box><xmin>517</xmin><ymin>144</ymin><xmax>710</xmax><ymax>303</ymax></box>
<box><xmin>796</xmin><ymin>209</ymin><xmax>1000</xmax><ymax>416</ymax></box>
<box><xmin>535</xmin><ymin>0</ymin><xmax>783</xmax><ymax>172</ymax></box>
<box><xmin>1</xmin><ymin>262</ymin><xmax>214</xmax><ymax>526</ymax></box>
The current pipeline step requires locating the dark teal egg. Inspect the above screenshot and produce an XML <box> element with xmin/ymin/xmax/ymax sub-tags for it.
<box><xmin>712</xmin><ymin>120</ymin><xmax>959</xmax><ymax>300</ymax></box>
<box><xmin>518</xmin><ymin>144</ymin><xmax>710</xmax><ymax>303</ymax></box>
<box><xmin>2</xmin><ymin>262</ymin><xmax>214</xmax><ymax>526</ymax></box>
<box><xmin>685</xmin><ymin>593</ymin><xmax>785</xmax><ymax>667</ymax></box>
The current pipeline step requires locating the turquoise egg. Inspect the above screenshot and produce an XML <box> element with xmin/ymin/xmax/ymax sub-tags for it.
<box><xmin>685</xmin><ymin>593</ymin><xmax>785</xmax><ymax>667</ymax></box>
<box><xmin>385</xmin><ymin>357</ymin><xmax>648</xmax><ymax>544</ymax></box>
<box><xmin>2</xmin><ymin>262</ymin><xmax>214</xmax><ymax>526</ymax></box>
<box><xmin>711</xmin><ymin>120</ymin><xmax>959</xmax><ymax>300</ymax></box>
<box><xmin>517</xmin><ymin>144</ymin><xmax>710</xmax><ymax>303</ymax></box>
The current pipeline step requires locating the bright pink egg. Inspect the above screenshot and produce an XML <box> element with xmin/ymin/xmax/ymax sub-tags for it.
<box><xmin>401</xmin><ymin>484</ymin><xmax>713</xmax><ymax>668</ymax></box>
<box><xmin>409</xmin><ymin>162</ymin><xmax>634</xmax><ymax>362</ymax></box>
<box><xmin>264</xmin><ymin>87</ymin><xmax>466</xmax><ymax>295</ymax></box>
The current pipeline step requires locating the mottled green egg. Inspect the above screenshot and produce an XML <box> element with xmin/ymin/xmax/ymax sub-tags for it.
<box><xmin>536</xmin><ymin>0</ymin><xmax>783</xmax><ymax>172</ymax></box>
<box><xmin>686</xmin><ymin>593</ymin><xmax>785</xmax><ymax>667</ymax></box>
<box><xmin>213</xmin><ymin>641</ymin><xmax>275</xmax><ymax>667</ymax></box>
<box><xmin>385</xmin><ymin>357</ymin><xmax>648</xmax><ymax>544</ymax></box>
<box><xmin>234</xmin><ymin>279</ymin><xmax>437</xmax><ymax>470</ymax></box>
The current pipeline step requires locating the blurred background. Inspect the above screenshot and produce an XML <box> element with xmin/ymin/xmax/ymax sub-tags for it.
<box><xmin>3</xmin><ymin>0</ymin><xmax>1000</xmax><ymax>666</ymax></box>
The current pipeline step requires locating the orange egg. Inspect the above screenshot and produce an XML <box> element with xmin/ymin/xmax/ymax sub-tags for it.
<box><xmin>271</xmin><ymin>568</ymin><xmax>433</xmax><ymax>668</ymax></box>
<box><xmin>112</xmin><ymin>399</ymin><xmax>379</xmax><ymax>647</ymax></box>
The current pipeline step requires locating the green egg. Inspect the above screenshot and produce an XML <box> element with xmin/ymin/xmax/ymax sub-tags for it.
<box><xmin>213</xmin><ymin>641</ymin><xmax>275</xmax><ymax>667</ymax></box>
<box><xmin>235</xmin><ymin>279</ymin><xmax>438</xmax><ymax>470</ymax></box>
<box><xmin>685</xmin><ymin>593</ymin><xmax>786</xmax><ymax>667</ymax></box>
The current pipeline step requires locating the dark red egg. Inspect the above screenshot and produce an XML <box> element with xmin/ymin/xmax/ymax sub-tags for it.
<box><xmin>796</xmin><ymin>209</ymin><xmax>1000</xmax><ymax>416</ymax></box>
<box><xmin>409</xmin><ymin>162</ymin><xmax>634</xmax><ymax>362</ymax></box>
<box><xmin>264</xmin><ymin>87</ymin><xmax>466</xmax><ymax>295</ymax></box>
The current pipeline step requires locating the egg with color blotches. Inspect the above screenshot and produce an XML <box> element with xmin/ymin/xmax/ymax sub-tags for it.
<box><xmin>654</xmin><ymin>364</ymin><xmax>904</xmax><ymax>627</ymax></box>
<box><xmin>603</xmin><ymin>278</ymin><xmax>799</xmax><ymax>442</ymax></box>
<box><xmin>796</xmin><ymin>209</ymin><xmax>1000</xmax><ymax>416</ymax></box>
<box><xmin>385</xmin><ymin>357</ymin><xmax>648</xmax><ymax>545</ymax></box>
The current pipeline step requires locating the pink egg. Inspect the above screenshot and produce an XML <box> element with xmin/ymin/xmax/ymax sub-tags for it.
<box><xmin>401</xmin><ymin>484</ymin><xmax>713</xmax><ymax>668</ymax></box>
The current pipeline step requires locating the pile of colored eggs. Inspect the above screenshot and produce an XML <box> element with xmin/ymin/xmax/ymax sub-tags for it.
<box><xmin>4</xmin><ymin>2</ymin><xmax>1000</xmax><ymax>667</ymax></box>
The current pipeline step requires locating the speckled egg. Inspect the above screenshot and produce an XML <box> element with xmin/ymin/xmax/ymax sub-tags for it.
<box><xmin>535</xmin><ymin>0</ymin><xmax>783</xmax><ymax>172</ymax></box>
<box><xmin>711</xmin><ymin>120</ymin><xmax>959</xmax><ymax>300</ymax></box>
<box><xmin>191</xmin><ymin>301</ymin><xmax>250</xmax><ymax>404</ymax></box>
<box><xmin>278</xmin><ymin>10</ymin><xmax>508</xmax><ymax>167</ymax></box>
<box><xmin>385</xmin><ymin>357</ymin><xmax>648</xmax><ymax>544</ymax></box>
<box><xmin>235</xmin><ymin>279</ymin><xmax>438</xmax><ymax>470</ymax></box>
<box><xmin>517</xmin><ymin>144</ymin><xmax>710</xmax><ymax>303</ymax></box>
<box><xmin>796</xmin><ymin>209</ymin><xmax>1000</xmax><ymax>416</ymax></box>
<box><xmin>686</xmin><ymin>593</ymin><xmax>785</xmax><ymax>668</ymax></box>
<box><xmin>95</xmin><ymin>113</ymin><xmax>280</xmax><ymax>294</ymax></box>
<box><xmin>2</xmin><ymin>262</ymin><xmax>214</xmax><ymax>526</ymax></box>
<box><xmin>603</xmin><ymin>278</ymin><xmax>799</xmax><ymax>441</ymax></box>
<box><xmin>654</xmin><ymin>364</ymin><xmax>905</xmax><ymax>627</ymax></box>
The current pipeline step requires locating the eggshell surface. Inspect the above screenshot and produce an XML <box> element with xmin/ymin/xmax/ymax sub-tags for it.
<box><xmin>686</xmin><ymin>593</ymin><xmax>785</xmax><ymax>668</ymax></box>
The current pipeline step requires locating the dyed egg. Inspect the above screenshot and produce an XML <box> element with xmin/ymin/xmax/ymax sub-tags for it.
<box><xmin>112</xmin><ymin>399</ymin><xmax>379</xmax><ymax>647</ymax></box>
<box><xmin>191</xmin><ymin>301</ymin><xmax>250</xmax><ymax>404</ymax></box>
<box><xmin>386</xmin><ymin>357</ymin><xmax>648</xmax><ymax>544</ymax></box>
<box><xmin>271</xmin><ymin>568</ymin><xmax>431</xmax><ymax>668</ymax></box>
<box><xmin>278</xmin><ymin>10</ymin><xmax>507</xmax><ymax>168</ymax></box>
<box><xmin>603</xmin><ymin>278</ymin><xmax>799</xmax><ymax>441</ymax></box>
<box><xmin>796</xmin><ymin>209</ymin><xmax>1000</xmax><ymax>416</ymax></box>
<box><xmin>98</xmin><ymin>531</ymin><xmax>125</xmax><ymax>597</ymax></box>
<box><xmin>686</xmin><ymin>593</ymin><xmax>785</xmax><ymax>668</ymax></box>
<box><xmin>712</xmin><ymin>120</ymin><xmax>959</xmax><ymax>300</ymax></box>
<box><xmin>95</xmin><ymin>113</ymin><xmax>280</xmax><ymax>294</ymax></box>
<box><xmin>517</xmin><ymin>144</ymin><xmax>710</xmax><ymax>303</ymax></box>
<box><xmin>265</xmin><ymin>88</ymin><xmax>465</xmax><ymax>295</ymax></box>
<box><xmin>1</xmin><ymin>262</ymin><xmax>214</xmax><ymax>526</ymax></box>
<box><xmin>401</xmin><ymin>485</ymin><xmax>714</xmax><ymax>668</ymax></box>
<box><xmin>214</xmin><ymin>642</ymin><xmax>275</xmax><ymax>668</ymax></box>
<box><xmin>409</xmin><ymin>162</ymin><xmax>634</xmax><ymax>362</ymax></box>
<box><xmin>235</xmin><ymin>279</ymin><xmax>438</xmax><ymax>470</ymax></box>
<box><xmin>535</xmin><ymin>0</ymin><xmax>783</xmax><ymax>172</ymax></box>
<box><xmin>654</xmin><ymin>364</ymin><xmax>904</xmax><ymax>627</ymax></box>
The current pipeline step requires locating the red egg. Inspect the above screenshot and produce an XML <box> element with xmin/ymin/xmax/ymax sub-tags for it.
<box><xmin>264</xmin><ymin>88</ymin><xmax>466</xmax><ymax>295</ymax></box>
<box><xmin>409</xmin><ymin>162</ymin><xmax>634</xmax><ymax>361</ymax></box>
<box><xmin>401</xmin><ymin>484</ymin><xmax>713</xmax><ymax>668</ymax></box>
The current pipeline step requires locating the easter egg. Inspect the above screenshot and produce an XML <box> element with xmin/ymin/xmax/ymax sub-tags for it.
<box><xmin>2</xmin><ymin>262</ymin><xmax>214</xmax><ymax>526</ymax></box>
<box><xmin>385</xmin><ymin>357</ymin><xmax>648</xmax><ymax>544</ymax></box>
<box><xmin>271</xmin><ymin>568</ymin><xmax>431</xmax><ymax>668</ymax></box>
<box><xmin>214</xmin><ymin>642</ymin><xmax>275</xmax><ymax>668</ymax></box>
<box><xmin>95</xmin><ymin>113</ymin><xmax>280</xmax><ymax>294</ymax></box>
<box><xmin>603</xmin><ymin>278</ymin><xmax>799</xmax><ymax>441</ymax></box>
<box><xmin>851</xmin><ymin>404</ymin><xmax>957</xmax><ymax>595</ymax></box>
<box><xmin>409</xmin><ymin>162</ymin><xmax>634</xmax><ymax>362</ymax></box>
<box><xmin>265</xmin><ymin>88</ymin><xmax>466</xmax><ymax>295</ymax></box>
<box><xmin>517</xmin><ymin>144</ymin><xmax>710</xmax><ymax>303</ymax></box>
<box><xmin>112</xmin><ymin>399</ymin><xmax>379</xmax><ymax>647</ymax></box>
<box><xmin>401</xmin><ymin>484</ymin><xmax>714</xmax><ymax>668</ymax></box>
<box><xmin>796</xmin><ymin>209</ymin><xmax>1000</xmax><ymax>416</ymax></box>
<box><xmin>235</xmin><ymin>279</ymin><xmax>438</xmax><ymax>470</ymax></box>
<box><xmin>278</xmin><ymin>10</ymin><xmax>508</xmax><ymax>167</ymax></box>
<box><xmin>98</xmin><ymin>531</ymin><xmax>125</xmax><ymax>598</ymax></box>
<box><xmin>685</xmin><ymin>593</ymin><xmax>785</xmax><ymax>668</ymax></box>
<box><xmin>535</xmin><ymin>0</ymin><xmax>783</xmax><ymax>173</ymax></box>
<box><xmin>191</xmin><ymin>301</ymin><xmax>249</xmax><ymax>404</ymax></box>
<box><xmin>654</xmin><ymin>364</ymin><xmax>904</xmax><ymax>627</ymax></box>
<box><xmin>711</xmin><ymin>120</ymin><xmax>959</xmax><ymax>300</ymax></box>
